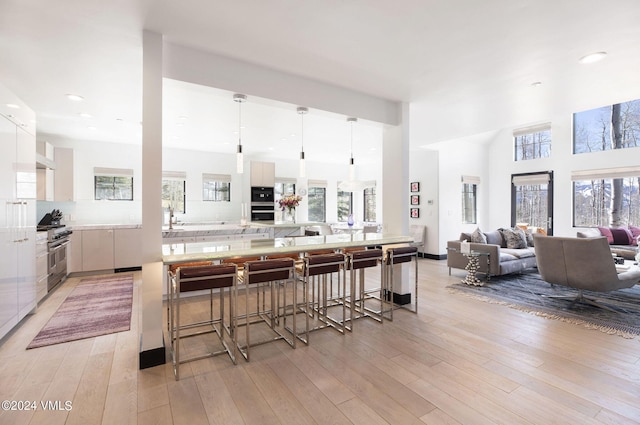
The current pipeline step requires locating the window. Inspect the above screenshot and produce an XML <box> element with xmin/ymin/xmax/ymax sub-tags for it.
<box><xmin>514</xmin><ymin>124</ymin><xmax>551</xmax><ymax>161</ymax></box>
<box><xmin>573</xmin><ymin>99</ymin><xmax>640</xmax><ymax>154</ymax></box>
<box><xmin>461</xmin><ymin>176</ymin><xmax>478</xmax><ymax>224</ymax></box>
<box><xmin>308</xmin><ymin>180</ymin><xmax>327</xmax><ymax>222</ymax></box>
<box><xmin>94</xmin><ymin>167</ymin><xmax>133</xmax><ymax>200</ymax></box>
<box><xmin>337</xmin><ymin>189</ymin><xmax>352</xmax><ymax>222</ymax></box>
<box><xmin>363</xmin><ymin>186</ymin><xmax>376</xmax><ymax>222</ymax></box>
<box><xmin>511</xmin><ymin>172</ymin><xmax>553</xmax><ymax>234</ymax></box>
<box><xmin>162</xmin><ymin>171</ymin><xmax>186</xmax><ymax>213</ymax></box>
<box><xmin>572</xmin><ymin>168</ymin><xmax>640</xmax><ymax>227</ymax></box>
<box><xmin>202</xmin><ymin>173</ymin><xmax>230</xmax><ymax>202</ymax></box>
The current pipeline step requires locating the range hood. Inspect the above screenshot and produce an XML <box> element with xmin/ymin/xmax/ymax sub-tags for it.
<box><xmin>36</xmin><ymin>153</ymin><xmax>55</xmax><ymax>170</ymax></box>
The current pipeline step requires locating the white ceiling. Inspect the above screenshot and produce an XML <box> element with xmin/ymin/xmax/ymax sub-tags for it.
<box><xmin>2</xmin><ymin>0</ymin><xmax>640</xmax><ymax>162</ymax></box>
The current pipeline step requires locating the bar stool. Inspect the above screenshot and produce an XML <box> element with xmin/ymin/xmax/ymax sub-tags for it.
<box><xmin>343</xmin><ymin>247</ymin><xmax>385</xmax><ymax>330</ymax></box>
<box><xmin>166</xmin><ymin>261</ymin><xmax>213</xmax><ymax>332</ymax></box>
<box><xmin>168</xmin><ymin>263</ymin><xmax>238</xmax><ymax>380</ymax></box>
<box><xmin>237</xmin><ymin>258</ymin><xmax>297</xmax><ymax>361</ymax></box>
<box><xmin>384</xmin><ymin>246</ymin><xmax>419</xmax><ymax>320</ymax></box>
<box><xmin>297</xmin><ymin>252</ymin><xmax>347</xmax><ymax>343</ymax></box>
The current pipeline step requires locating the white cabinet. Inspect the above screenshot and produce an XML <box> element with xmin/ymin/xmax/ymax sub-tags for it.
<box><xmin>54</xmin><ymin>147</ymin><xmax>74</xmax><ymax>202</ymax></box>
<box><xmin>82</xmin><ymin>229</ymin><xmax>114</xmax><ymax>271</ymax></box>
<box><xmin>36</xmin><ymin>141</ymin><xmax>55</xmax><ymax>201</ymax></box>
<box><xmin>0</xmin><ymin>84</ymin><xmax>36</xmax><ymax>340</ymax></box>
<box><xmin>68</xmin><ymin>230</ymin><xmax>83</xmax><ymax>273</ymax></box>
<box><xmin>114</xmin><ymin>228</ymin><xmax>142</xmax><ymax>269</ymax></box>
<box><xmin>35</xmin><ymin>232</ymin><xmax>48</xmax><ymax>303</ymax></box>
<box><xmin>250</xmin><ymin>161</ymin><xmax>275</xmax><ymax>187</ymax></box>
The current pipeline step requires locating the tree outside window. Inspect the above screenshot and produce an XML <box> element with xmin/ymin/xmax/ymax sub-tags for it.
<box><xmin>514</xmin><ymin>125</ymin><xmax>551</xmax><ymax>161</ymax></box>
<box><xmin>307</xmin><ymin>187</ymin><xmax>326</xmax><ymax>222</ymax></box>
<box><xmin>363</xmin><ymin>186</ymin><xmax>376</xmax><ymax>222</ymax></box>
<box><xmin>337</xmin><ymin>189</ymin><xmax>352</xmax><ymax>222</ymax></box>
<box><xmin>461</xmin><ymin>183</ymin><xmax>477</xmax><ymax>224</ymax></box>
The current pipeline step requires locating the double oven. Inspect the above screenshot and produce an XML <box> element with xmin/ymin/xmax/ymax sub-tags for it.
<box><xmin>250</xmin><ymin>186</ymin><xmax>275</xmax><ymax>222</ymax></box>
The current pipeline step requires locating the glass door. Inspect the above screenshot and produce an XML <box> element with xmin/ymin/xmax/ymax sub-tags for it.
<box><xmin>511</xmin><ymin>172</ymin><xmax>554</xmax><ymax>235</ymax></box>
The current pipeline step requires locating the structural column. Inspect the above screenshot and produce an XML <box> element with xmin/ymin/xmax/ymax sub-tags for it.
<box><xmin>382</xmin><ymin>102</ymin><xmax>412</xmax><ymax>296</ymax></box>
<box><xmin>139</xmin><ymin>30</ymin><xmax>165</xmax><ymax>368</ymax></box>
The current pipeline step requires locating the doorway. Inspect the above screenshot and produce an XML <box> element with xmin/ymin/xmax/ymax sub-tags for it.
<box><xmin>511</xmin><ymin>171</ymin><xmax>554</xmax><ymax>235</ymax></box>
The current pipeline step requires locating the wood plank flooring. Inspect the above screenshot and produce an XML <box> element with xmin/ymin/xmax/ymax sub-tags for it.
<box><xmin>1</xmin><ymin>259</ymin><xmax>639</xmax><ymax>424</ymax></box>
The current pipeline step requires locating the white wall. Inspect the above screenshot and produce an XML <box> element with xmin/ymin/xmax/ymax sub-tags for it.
<box><xmin>409</xmin><ymin>149</ymin><xmax>439</xmax><ymax>254</ymax></box>
<box><xmin>36</xmin><ymin>137</ymin><xmax>385</xmax><ymax>226</ymax></box>
<box><xmin>487</xmin><ymin>117</ymin><xmax>640</xmax><ymax>238</ymax></box>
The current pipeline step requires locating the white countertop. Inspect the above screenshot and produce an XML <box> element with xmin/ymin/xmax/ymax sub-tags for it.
<box><xmin>162</xmin><ymin>233</ymin><xmax>413</xmax><ymax>264</ymax></box>
<box><xmin>69</xmin><ymin>224</ymin><xmax>142</xmax><ymax>230</ymax></box>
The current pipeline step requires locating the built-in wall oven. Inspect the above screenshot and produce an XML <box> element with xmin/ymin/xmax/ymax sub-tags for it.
<box><xmin>250</xmin><ymin>186</ymin><xmax>275</xmax><ymax>222</ymax></box>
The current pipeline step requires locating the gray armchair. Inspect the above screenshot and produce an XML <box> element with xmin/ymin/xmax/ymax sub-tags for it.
<box><xmin>534</xmin><ymin>235</ymin><xmax>640</xmax><ymax>309</ymax></box>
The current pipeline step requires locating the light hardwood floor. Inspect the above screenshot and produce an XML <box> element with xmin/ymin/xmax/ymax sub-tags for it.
<box><xmin>1</xmin><ymin>259</ymin><xmax>639</xmax><ymax>425</ymax></box>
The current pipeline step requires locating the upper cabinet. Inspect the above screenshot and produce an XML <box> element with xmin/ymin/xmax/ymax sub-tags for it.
<box><xmin>54</xmin><ymin>147</ymin><xmax>74</xmax><ymax>201</ymax></box>
<box><xmin>36</xmin><ymin>141</ymin><xmax>55</xmax><ymax>201</ymax></box>
<box><xmin>250</xmin><ymin>161</ymin><xmax>275</xmax><ymax>187</ymax></box>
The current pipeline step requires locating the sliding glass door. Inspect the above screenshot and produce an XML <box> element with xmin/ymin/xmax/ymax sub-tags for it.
<box><xmin>511</xmin><ymin>172</ymin><xmax>554</xmax><ymax>235</ymax></box>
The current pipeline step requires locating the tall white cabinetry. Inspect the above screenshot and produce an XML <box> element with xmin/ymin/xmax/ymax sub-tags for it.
<box><xmin>0</xmin><ymin>83</ymin><xmax>37</xmax><ymax>340</ymax></box>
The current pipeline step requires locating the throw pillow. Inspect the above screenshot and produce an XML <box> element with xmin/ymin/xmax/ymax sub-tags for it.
<box><xmin>499</xmin><ymin>228</ymin><xmax>527</xmax><ymax>249</ymax></box>
<box><xmin>470</xmin><ymin>227</ymin><xmax>487</xmax><ymax>244</ymax></box>
<box><xmin>610</xmin><ymin>227</ymin><xmax>633</xmax><ymax>245</ymax></box>
<box><xmin>597</xmin><ymin>226</ymin><xmax>614</xmax><ymax>244</ymax></box>
<box><xmin>524</xmin><ymin>228</ymin><xmax>535</xmax><ymax>247</ymax></box>
<box><xmin>629</xmin><ymin>225</ymin><xmax>640</xmax><ymax>246</ymax></box>
<box><xmin>485</xmin><ymin>230</ymin><xmax>504</xmax><ymax>246</ymax></box>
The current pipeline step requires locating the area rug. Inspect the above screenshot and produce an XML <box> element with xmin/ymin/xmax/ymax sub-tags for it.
<box><xmin>27</xmin><ymin>274</ymin><xmax>134</xmax><ymax>349</ymax></box>
<box><xmin>447</xmin><ymin>272</ymin><xmax>640</xmax><ymax>339</ymax></box>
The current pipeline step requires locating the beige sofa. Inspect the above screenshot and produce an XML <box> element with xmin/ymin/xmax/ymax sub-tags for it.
<box><xmin>576</xmin><ymin>228</ymin><xmax>639</xmax><ymax>260</ymax></box>
<box><xmin>447</xmin><ymin>229</ymin><xmax>537</xmax><ymax>277</ymax></box>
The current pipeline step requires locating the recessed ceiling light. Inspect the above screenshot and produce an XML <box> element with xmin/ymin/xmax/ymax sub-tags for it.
<box><xmin>6</xmin><ymin>103</ymin><xmax>20</xmax><ymax>109</ymax></box>
<box><xmin>178</xmin><ymin>115</ymin><xmax>188</xmax><ymax>120</ymax></box>
<box><xmin>116</xmin><ymin>118</ymin><xmax>124</xmax><ymax>122</ymax></box>
<box><xmin>530</xmin><ymin>81</ymin><xmax>542</xmax><ymax>87</ymax></box>
<box><xmin>79</xmin><ymin>112</ymin><xmax>92</xmax><ymax>118</ymax></box>
<box><xmin>579</xmin><ymin>52</ymin><xmax>607</xmax><ymax>64</ymax></box>
<box><xmin>66</xmin><ymin>94</ymin><xmax>84</xmax><ymax>101</ymax></box>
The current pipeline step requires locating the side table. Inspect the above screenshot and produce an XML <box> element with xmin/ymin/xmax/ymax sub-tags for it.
<box><xmin>461</xmin><ymin>251</ymin><xmax>490</xmax><ymax>286</ymax></box>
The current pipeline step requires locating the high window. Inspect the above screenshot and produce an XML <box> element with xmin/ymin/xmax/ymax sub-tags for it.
<box><xmin>461</xmin><ymin>176</ymin><xmax>479</xmax><ymax>224</ymax></box>
<box><xmin>162</xmin><ymin>171</ymin><xmax>186</xmax><ymax>213</ymax></box>
<box><xmin>514</xmin><ymin>124</ymin><xmax>551</xmax><ymax>161</ymax></box>
<box><xmin>573</xmin><ymin>99</ymin><xmax>640</xmax><ymax>154</ymax></box>
<box><xmin>572</xmin><ymin>168</ymin><xmax>640</xmax><ymax>227</ymax></box>
<box><xmin>94</xmin><ymin>167</ymin><xmax>133</xmax><ymax>201</ymax></box>
<box><xmin>363</xmin><ymin>186</ymin><xmax>376</xmax><ymax>222</ymax></box>
<box><xmin>308</xmin><ymin>180</ymin><xmax>326</xmax><ymax>222</ymax></box>
<box><xmin>202</xmin><ymin>173</ymin><xmax>231</xmax><ymax>202</ymax></box>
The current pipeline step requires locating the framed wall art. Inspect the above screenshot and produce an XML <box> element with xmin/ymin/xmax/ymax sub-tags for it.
<box><xmin>410</xmin><ymin>208</ymin><xmax>420</xmax><ymax>218</ymax></box>
<box><xmin>410</xmin><ymin>181</ymin><xmax>420</xmax><ymax>192</ymax></box>
<box><xmin>411</xmin><ymin>195</ymin><xmax>420</xmax><ymax>205</ymax></box>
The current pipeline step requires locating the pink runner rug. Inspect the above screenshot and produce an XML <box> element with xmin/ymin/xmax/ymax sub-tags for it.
<box><xmin>27</xmin><ymin>274</ymin><xmax>133</xmax><ymax>349</ymax></box>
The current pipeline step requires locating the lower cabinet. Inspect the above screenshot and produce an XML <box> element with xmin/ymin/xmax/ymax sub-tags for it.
<box><xmin>114</xmin><ymin>228</ymin><xmax>142</xmax><ymax>269</ymax></box>
<box><xmin>70</xmin><ymin>227</ymin><xmax>143</xmax><ymax>274</ymax></box>
<box><xmin>82</xmin><ymin>229</ymin><xmax>115</xmax><ymax>271</ymax></box>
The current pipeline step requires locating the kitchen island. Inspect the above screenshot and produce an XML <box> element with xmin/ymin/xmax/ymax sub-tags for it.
<box><xmin>163</xmin><ymin>232</ymin><xmax>412</xmax><ymax>264</ymax></box>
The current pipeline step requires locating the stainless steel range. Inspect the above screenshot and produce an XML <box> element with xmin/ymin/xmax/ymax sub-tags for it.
<box><xmin>39</xmin><ymin>226</ymin><xmax>72</xmax><ymax>292</ymax></box>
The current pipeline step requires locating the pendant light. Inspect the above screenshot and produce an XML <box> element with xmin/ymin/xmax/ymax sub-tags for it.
<box><xmin>347</xmin><ymin>117</ymin><xmax>357</xmax><ymax>181</ymax></box>
<box><xmin>338</xmin><ymin>117</ymin><xmax>376</xmax><ymax>192</ymax></box>
<box><xmin>233</xmin><ymin>93</ymin><xmax>246</xmax><ymax>174</ymax></box>
<box><xmin>297</xmin><ymin>106</ymin><xmax>308</xmax><ymax>177</ymax></box>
